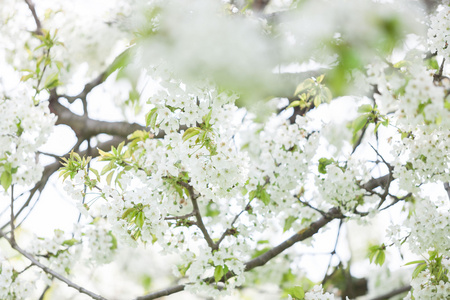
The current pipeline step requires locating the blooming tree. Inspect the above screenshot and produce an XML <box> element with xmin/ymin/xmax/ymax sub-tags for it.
<box><xmin>0</xmin><ymin>0</ymin><xmax>449</xmax><ymax>299</ymax></box>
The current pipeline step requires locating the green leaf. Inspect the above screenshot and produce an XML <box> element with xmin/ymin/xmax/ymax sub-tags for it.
<box><xmin>101</xmin><ymin>161</ymin><xmax>115</xmax><ymax>175</ymax></box>
<box><xmin>182</xmin><ymin>127</ymin><xmax>201</xmax><ymax>143</ymax></box>
<box><xmin>357</xmin><ymin>104</ymin><xmax>373</xmax><ymax>113</ymax></box>
<box><xmin>249</xmin><ymin>190</ymin><xmax>257</xmax><ymax>200</ymax></box>
<box><xmin>214</xmin><ymin>265</ymin><xmax>224</xmax><ymax>283</ymax></box>
<box><xmin>412</xmin><ymin>263</ymin><xmax>427</xmax><ymax>278</ymax></box>
<box><xmin>286</xmin><ymin>286</ymin><xmax>305</xmax><ymax>299</ymax></box>
<box><xmin>259</xmin><ymin>189</ymin><xmax>271</xmax><ymax>205</ymax></box>
<box><xmin>287</xmin><ymin>100</ymin><xmax>302</xmax><ymax>109</ymax></box>
<box><xmin>145</xmin><ymin>108</ymin><xmax>158</xmax><ymax>128</ymax></box>
<box><xmin>316</xmin><ymin>74</ymin><xmax>325</xmax><ymax>83</ymax></box>
<box><xmin>106</xmin><ymin>171</ymin><xmax>114</xmax><ymax>185</ymax></box>
<box><xmin>122</xmin><ymin>207</ymin><xmax>136</xmax><ymax>220</ymax></box>
<box><xmin>1</xmin><ymin>171</ymin><xmax>12</xmax><ymax>191</ymax></box>
<box><xmin>203</xmin><ymin>110</ymin><xmax>213</xmax><ymax>127</ymax></box>
<box><xmin>375</xmin><ymin>250</ymin><xmax>385</xmax><ymax>266</ymax></box>
<box><xmin>404</xmin><ymin>260</ymin><xmax>426</xmax><ymax>266</ymax></box>
<box><xmin>283</xmin><ymin>216</ymin><xmax>297</xmax><ymax>232</ymax></box>
<box><xmin>43</xmin><ymin>73</ymin><xmax>60</xmax><ymax>89</ymax></box>
<box><xmin>294</xmin><ymin>79</ymin><xmax>314</xmax><ymax>96</ymax></box>
<box><xmin>135</xmin><ymin>211</ymin><xmax>145</xmax><ymax>229</ymax></box>
<box><xmin>318</xmin><ymin>157</ymin><xmax>334</xmax><ymax>174</ymax></box>
<box><xmin>20</xmin><ymin>73</ymin><xmax>34</xmax><ymax>82</ymax></box>
<box><xmin>62</xmin><ymin>238</ymin><xmax>79</xmax><ymax>246</ymax></box>
<box><xmin>321</xmin><ymin>86</ymin><xmax>332</xmax><ymax>103</ymax></box>
<box><xmin>105</xmin><ymin>47</ymin><xmax>132</xmax><ymax>78</ymax></box>
<box><xmin>313</xmin><ymin>96</ymin><xmax>321</xmax><ymax>108</ymax></box>
<box><xmin>90</xmin><ymin>168</ymin><xmax>100</xmax><ymax>181</ymax></box>
<box><xmin>352</xmin><ymin>114</ymin><xmax>368</xmax><ymax>133</ymax></box>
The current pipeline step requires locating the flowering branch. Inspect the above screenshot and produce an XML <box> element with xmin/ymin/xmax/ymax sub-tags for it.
<box><xmin>370</xmin><ymin>285</ymin><xmax>411</xmax><ymax>300</ymax></box>
<box><xmin>3</xmin><ymin>235</ymin><xmax>108</xmax><ymax>300</ymax></box>
<box><xmin>136</xmin><ymin>207</ymin><xmax>342</xmax><ymax>300</ymax></box>
<box><xmin>24</xmin><ymin>0</ymin><xmax>43</xmax><ymax>35</ymax></box>
<box><xmin>177</xmin><ymin>181</ymin><xmax>216</xmax><ymax>250</ymax></box>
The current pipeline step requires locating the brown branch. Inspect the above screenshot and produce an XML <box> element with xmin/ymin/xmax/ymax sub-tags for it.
<box><xmin>6</xmin><ymin>236</ymin><xmax>107</xmax><ymax>300</ymax></box>
<box><xmin>215</xmin><ymin>200</ymin><xmax>252</xmax><ymax>249</ymax></box>
<box><xmin>164</xmin><ymin>211</ymin><xmax>196</xmax><ymax>221</ymax></box>
<box><xmin>49</xmin><ymin>97</ymin><xmax>147</xmax><ymax>139</ymax></box>
<box><xmin>177</xmin><ymin>181</ymin><xmax>216</xmax><ymax>250</ymax></box>
<box><xmin>24</xmin><ymin>0</ymin><xmax>42</xmax><ymax>35</ymax></box>
<box><xmin>136</xmin><ymin>207</ymin><xmax>342</xmax><ymax>300</ymax></box>
<box><xmin>244</xmin><ymin>207</ymin><xmax>341</xmax><ymax>271</ymax></box>
<box><xmin>252</xmin><ymin>0</ymin><xmax>271</xmax><ymax>12</ymax></box>
<box><xmin>135</xmin><ymin>284</ymin><xmax>185</xmax><ymax>300</ymax></box>
<box><xmin>444</xmin><ymin>182</ymin><xmax>450</xmax><ymax>201</ymax></box>
<box><xmin>61</xmin><ymin>72</ymin><xmax>106</xmax><ymax>105</ymax></box>
<box><xmin>362</xmin><ymin>174</ymin><xmax>392</xmax><ymax>191</ymax></box>
<box><xmin>10</xmin><ymin>185</ymin><xmax>16</xmax><ymax>242</ymax></box>
<box><xmin>370</xmin><ymin>285</ymin><xmax>411</xmax><ymax>300</ymax></box>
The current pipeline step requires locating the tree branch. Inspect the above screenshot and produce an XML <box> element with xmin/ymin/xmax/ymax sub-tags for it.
<box><xmin>49</xmin><ymin>97</ymin><xmax>146</xmax><ymax>139</ymax></box>
<box><xmin>244</xmin><ymin>207</ymin><xmax>341</xmax><ymax>271</ymax></box>
<box><xmin>178</xmin><ymin>181</ymin><xmax>216</xmax><ymax>250</ymax></box>
<box><xmin>370</xmin><ymin>285</ymin><xmax>411</xmax><ymax>300</ymax></box>
<box><xmin>5</xmin><ymin>236</ymin><xmax>108</xmax><ymax>300</ymax></box>
<box><xmin>61</xmin><ymin>72</ymin><xmax>106</xmax><ymax>105</ymax></box>
<box><xmin>136</xmin><ymin>207</ymin><xmax>342</xmax><ymax>300</ymax></box>
<box><xmin>24</xmin><ymin>0</ymin><xmax>43</xmax><ymax>35</ymax></box>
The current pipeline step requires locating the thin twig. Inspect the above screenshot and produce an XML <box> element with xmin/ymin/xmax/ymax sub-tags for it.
<box><xmin>215</xmin><ymin>200</ymin><xmax>252</xmax><ymax>249</ymax></box>
<box><xmin>10</xmin><ymin>185</ymin><xmax>15</xmax><ymax>242</ymax></box>
<box><xmin>177</xmin><ymin>181</ymin><xmax>216</xmax><ymax>250</ymax></box>
<box><xmin>444</xmin><ymin>182</ymin><xmax>450</xmax><ymax>201</ymax></box>
<box><xmin>164</xmin><ymin>211</ymin><xmax>196</xmax><ymax>221</ymax></box>
<box><xmin>24</xmin><ymin>0</ymin><xmax>42</xmax><ymax>35</ymax></box>
<box><xmin>370</xmin><ymin>285</ymin><xmax>411</xmax><ymax>300</ymax></box>
<box><xmin>322</xmin><ymin>219</ymin><xmax>343</xmax><ymax>285</ymax></box>
<box><xmin>8</xmin><ymin>239</ymin><xmax>108</xmax><ymax>300</ymax></box>
<box><xmin>135</xmin><ymin>207</ymin><xmax>342</xmax><ymax>300</ymax></box>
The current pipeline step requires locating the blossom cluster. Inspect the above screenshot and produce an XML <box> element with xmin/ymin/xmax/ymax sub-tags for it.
<box><xmin>428</xmin><ymin>1</ymin><xmax>450</xmax><ymax>58</ymax></box>
<box><xmin>407</xmin><ymin>265</ymin><xmax>450</xmax><ymax>300</ymax></box>
<box><xmin>0</xmin><ymin>88</ymin><xmax>55</xmax><ymax>189</ymax></box>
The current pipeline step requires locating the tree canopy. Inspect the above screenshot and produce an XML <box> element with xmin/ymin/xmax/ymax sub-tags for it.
<box><xmin>0</xmin><ymin>0</ymin><xmax>449</xmax><ymax>299</ymax></box>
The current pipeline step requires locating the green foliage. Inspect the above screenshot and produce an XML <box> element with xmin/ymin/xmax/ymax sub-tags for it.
<box><xmin>182</xmin><ymin>110</ymin><xmax>218</xmax><ymax>156</ymax></box>
<box><xmin>318</xmin><ymin>157</ymin><xmax>334</xmax><ymax>174</ymax></box>
<box><xmin>285</xmin><ymin>286</ymin><xmax>305</xmax><ymax>299</ymax></box>
<box><xmin>351</xmin><ymin>104</ymin><xmax>389</xmax><ymax>144</ymax></box>
<box><xmin>283</xmin><ymin>216</ymin><xmax>297</xmax><ymax>232</ymax></box>
<box><xmin>289</xmin><ymin>75</ymin><xmax>332</xmax><ymax>110</ymax></box>
<box><xmin>249</xmin><ymin>183</ymin><xmax>271</xmax><ymax>206</ymax></box>
<box><xmin>406</xmin><ymin>251</ymin><xmax>449</xmax><ymax>285</ymax></box>
<box><xmin>97</xmin><ymin>141</ymin><xmax>135</xmax><ymax>189</ymax></box>
<box><xmin>122</xmin><ymin>203</ymin><xmax>149</xmax><ymax>240</ymax></box>
<box><xmin>368</xmin><ymin>244</ymin><xmax>386</xmax><ymax>266</ymax></box>
<box><xmin>214</xmin><ymin>264</ymin><xmax>229</xmax><ymax>283</ymax></box>
<box><xmin>59</xmin><ymin>151</ymin><xmax>91</xmax><ymax>181</ymax></box>
<box><xmin>21</xmin><ymin>29</ymin><xmax>64</xmax><ymax>100</ymax></box>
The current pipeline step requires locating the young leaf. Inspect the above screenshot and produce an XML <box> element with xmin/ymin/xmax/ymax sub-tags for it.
<box><xmin>286</xmin><ymin>286</ymin><xmax>305</xmax><ymax>299</ymax></box>
<box><xmin>1</xmin><ymin>171</ymin><xmax>12</xmax><ymax>191</ymax></box>
<box><xmin>135</xmin><ymin>211</ymin><xmax>145</xmax><ymax>229</ymax></box>
<box><xmin>259</xmin><ymin>189</ymin><xmax>271</xmax><ymax>205</ymax></box>
<box><xmin>283</xmin><ymin>216</ymin><xmax>297</xmax><ymax>232</ymax></box>
<box><xmin>412</xmin><ymin>263</ymin><xmax>427</xmax><ymax>278</ymax></box>
<box><xmin>214</xmin><ymin>265</ymin><xmax>224</xmax><ymax>283</ymax></box>
<box><xmin>145</xmin><ymin>108</ymin><xmax>158</xmax><ymax>128</ymax></box>
<box><xmin>287</xmin><ymin>100</ymin><xmax>302</xmax><ymax>109</ymax></box>
<box><xmin>182</xmin><ymin>127</ymin><xmax>201</xmax><ymax>142</ymax></box>
<box><xmin>357</xmin><ymin>104</ymin><xmax>373</xmax><ymax>113</ymax></box>
<box><xmin>352</xmin><ymin>114</ymin><xmax>368</xmax><ymax>133</ymax></box>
